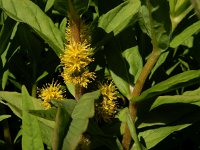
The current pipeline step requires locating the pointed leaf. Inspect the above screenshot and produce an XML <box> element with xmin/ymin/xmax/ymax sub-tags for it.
<box><xmin>170</xmin><ymin>20</ymin><xmax>200</xmax><ymax>48</ymax></box>
<box><xmin>132</xmin><ymin>70</ymin><xmax>200</xmax><ymax>103</ymax></box>
<box><xmin>62</xmin><ymin>90</ymin><xmax>100</xmax><ymax>150</ymax></box>
<box><xmin>21</xmin><ymin>86</ymin><xmax>44</xmax><ymax>150</ymax></box>
<box><xmin>98</xmin><ymin>0</ymin><xmax>140</xmax><ymax>35</ymax></box>
<box><xmin>0</xmin><ymin>114</ymin><xmax>11</xmax><ymax>122</ymax></box>
<box><xmin>106</xmin><ymin>31</ymin><xmax>143</xmax><ymax>99</ymax></box>
<box><xmin>0</xmin><ymin>0</ymin><xmax>64</xmax><ymax>56</ymax></box>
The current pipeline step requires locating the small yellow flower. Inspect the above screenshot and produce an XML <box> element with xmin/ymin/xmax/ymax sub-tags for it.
<box><xmin>97</xmin><ymin>81</ymin><xmax>119</xmax><ymax>122</ymax></box>
<box><xmin>38</xmin><ymin>81</ymin><xmax>64</xmax><ymax>109</ymax></box>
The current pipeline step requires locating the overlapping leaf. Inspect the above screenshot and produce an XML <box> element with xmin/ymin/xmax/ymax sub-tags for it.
<box><xmin>0</xmin><ymin>0</ymin><xmax>64</xmax><ymax>56</ymax></box>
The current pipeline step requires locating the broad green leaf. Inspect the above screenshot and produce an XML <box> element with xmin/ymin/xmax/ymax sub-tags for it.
<box><xmin>62</xmin><ymin>90</ymin><xmax>100</xmax><ymax>150</ymax></box>
<box><xmin>170</xmin><ymin>20</ymin><xmax>200</xmax><ymax>48</ymax></box>
<box><xmin>0</xmin><ymin>91</ymin><xmax>43</xmax><ymax>118</ymax></box>
<box><xmin>0</xmin><ymin>114</ymin><xmax>10</xmax><ymax>121</ymax></box>
<box><xmin>132</xmin><ymin>70</ymin><xmax>200</xmax><ymax>103</ymax></box>
<box><xmin>98</xmin><ymin>0</ymin><xmax>140</xmax><ymax>35</ymax></box>
<box><xmin>21</xmin><ymin>86</ymin><xmax>44</xmax><ymax>150</ymax></box>
<box><xmin>0</xmin><ymin>91</ymin><xmax>54</xmax><ymax>146</ymax></box>
<box><xmin>29</xmin><ymin>108</ymin><xmax>57</xmax><ymax>121</ymax></box>
<box><xmin>139</xmin><ymin>0</ymin><xmax>171</xmax><ymax>50</ymax></box>
<box><xmin>0</xmin><ymin>0</ymin><xmax>64</xmax><ymax>56</ymax></box>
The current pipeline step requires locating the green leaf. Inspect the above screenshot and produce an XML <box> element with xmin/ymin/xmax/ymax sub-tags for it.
<box><xmin>98</xmin><ymin>0</ymin><xmax>140</xmax><ymax>35</ymax></box>
<box><xmin>21</xmin><ymin>86</ymin><xmax>44</xmax><ymax>150</ymax></box>
<box><xmin>105</xmin><ymin>29</ymin><xmax>143</xmax><ymax>99</ymax></box>
<box><xmin>29</xmin><ymin>108</ymin><xmax>57</xmax><ymax>121</ymax></box>
<box><xmin>139</xmin><ymin>123</ymin><xmax>190</xmax><ymax>149</ymax></box>
<box><xmin>170</xmin><ymin>20</ymin><xmax>200</xmax><ymax>48</ymax></box>
<box><xmin>151</xmin><ymin>87</ymin><xmax>200</xmax><ymax>110</ymax></box>
<box><xmin>0</xmin><ymin>91</ymin><xmax>43</xmax><ymax>118</ymax></box>
<box><xmin>62</xmin><ymin>90</ymin><xmax>100</xmax><ymax>150</ymax></box>
<box><xmin>45</xmin><ymin>0</ymin><xmax>55</xmax><ymax>12</ymax></box>
<box><xmin>150</xmin><ymin>51</ymin><xmax>169</xmax><ymax>78</ymax></box>
<box><xmin>0</xmin><ymin>0</ymin><xmax>64</xmax><ymax>56</ymax></box>
<box><xmin>0</xmin><ymin>114</ymin><xmax>11</xmax><ymax>122</ymax></box>
<box><xmin>0</xmin><ymin>91</ymin><xmax>54</xmax><ymax>146</ymax></box>
<box><xmin>0</xmin><ymin>17</ymin><xmax>16</xmax><ymax>56</ymax></box>
<box><xmin>138</xmin><ymin>106</ymin><xmax>200</xmax><ymax>149</ymax></box>
<box><xmin>132</xmin><ymin>70</ymin><xmax>200</xmax><ymax>103</ymax></box>
<box><xmin>52</xmin><ymin>106</ymin><xmax>71</xmax><ymax>150</ymax></box>
<box><xmin>139</xmin><ymin>0</ymin><xmax>171</xmax><ymax>50</ymax></box>
<box><xmin>127</xmin><ymin>112</ymin><xmax>142</xmax><ymax>150</ymax></box>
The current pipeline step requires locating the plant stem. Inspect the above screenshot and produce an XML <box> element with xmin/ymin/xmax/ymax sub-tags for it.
<box><xmin>31</xmin><ymin>82</ymin><xmax>37</xmax><ymax>97</ymax></box>
<box><xmin>122</xmin><ymin>50</ymin><xmax>161</xmax><ymax>150</ymax></box>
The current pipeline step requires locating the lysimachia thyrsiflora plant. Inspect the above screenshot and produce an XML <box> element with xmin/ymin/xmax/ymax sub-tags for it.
<box><xmin>0</xmin><ymin>0</ymin><xmax>200</xmax><ymax>150</ymax></box>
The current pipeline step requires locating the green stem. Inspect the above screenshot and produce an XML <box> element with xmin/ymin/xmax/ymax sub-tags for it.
<box><xmin>132</xmin><ymin>120</ymin><xmax>142</xmax><ymax>150</ymax></box>
<box><xmin>31</xmin><ymin>83</ymin><xmax>37</xmax><ymax>97</ymax></box>
<box><xmin>122</xmin><ymin>50</ymin><xmax>161</xmax><ymax>150</ymax></box>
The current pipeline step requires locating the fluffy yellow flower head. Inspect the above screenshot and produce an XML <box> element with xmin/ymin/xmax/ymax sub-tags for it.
<box><xmin>38</xmin><ymin>81</ymin><xmax>64</xmax><ymax>109</ymax></box>
<box><xmin>97</xmin><ymin>81</ymin><xmax>119</xmax><ymax>122</ymax></box>
<box><xmin>60</xmin><ymin>23</ymin><xmax>95</xmax><ymax>88</ymax></box>
<box><xmin>61</xmin><ymin>42</ymin><xmax>94</xmax><ymax>73</ymax></box>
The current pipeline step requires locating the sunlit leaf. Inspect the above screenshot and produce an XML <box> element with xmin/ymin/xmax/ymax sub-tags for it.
<box><xmin>62</xmin><ymin>90</ymin><xmax>100</xmax><ymax>150</ymax></box>
<box><xmin>98</xmin><ymin>0</ymin><xmax>140</xmax><ymax>35</ymax></box>
<box><xmin>21</xmin><ymin>86</ymin><xmax>44</xmax><ymax>150</ymax></box>
<box><xmin>170</xmin><ymin>20</ymin><xmax>200</xmax><ymax>48</ymax></box>
<box><xmin>0</xmin><ymin>0</ymin><xmax>64</xmax><ymax>56</ymax></box>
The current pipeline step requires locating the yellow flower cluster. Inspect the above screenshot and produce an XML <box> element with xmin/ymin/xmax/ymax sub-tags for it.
<box><xmin>38</xmin><ymin>81</ymin><xmax>64</xmax><ymax>109</ymax></box>
<box><xmin>60</xmin><ymin>23</ymin><xmax>95</xmax><ymax>88</ymax></box>
<box><xmin>98</xmin><ymin>81</ymin><xmax>119</xmax><ymax>122</ymax></box>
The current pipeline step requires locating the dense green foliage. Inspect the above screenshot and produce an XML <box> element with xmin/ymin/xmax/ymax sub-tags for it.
<box><xmin>0</xmin><ymin>0</ymin><xmax>200</xmax><ymax>150</ymax></box>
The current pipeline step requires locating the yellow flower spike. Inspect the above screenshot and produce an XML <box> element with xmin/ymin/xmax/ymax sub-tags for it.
<box><xmin>62</xmin><ymin>69</ymin><xmax>96</xmax><ymax>88</ymax></box>
<box><xmin>38</xmin><ymin>81</ymin><xmax>64</xmax><ymax>109</ymax></box>
<box><xmin>61</xmin><ymin>22</ymin><xmax>96</xmax><ymax>88</ymax></box>
<box><xmin>97</xmin><ymin>81</ymin><xmax>119</xmax><ymax>122</ymax></box>
<box><xmin>60</xmin><ymin>42</ymin><xmax>94</xmax><ymax>73</ymax></box>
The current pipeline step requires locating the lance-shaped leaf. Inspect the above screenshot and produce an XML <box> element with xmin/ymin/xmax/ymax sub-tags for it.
<box><xmin>132</xmin><ymin>70</ymin><xmax>200</xmax><ymax>103</ymax></box>
<box><xmin>0</xmin><ymin>114</ymin><xmax>11</xmax><ymax>122</ymax></box>
<box><xmin>138</xmin><ymin>108</ymin><xmax>200</xmax><ymax>149</ymax></box>
<box><xmin>139</xmin><ymin>0</ymin><xmax>171</xmax><ymax>50</ymax></box>
<box><xmin>21</xmin><ymin>86</ymin><xmax>44</xmax><ymax>150</ymax></box>
<box><xmin>105</xmin><ymin>28</ymin><xmax>143</xmax><ymax>100</ymax></box>
<box><xmin>170</xmin><ymin>20</ymin><xmax>200</xmax><ymax>48</ymax></box>
<box><xmin>0</xmin><ymin>0</ymin><xmax>64</xmax><ymax>56</ymax></box>
<box><xmin>0</xmin><ymin>91</ymin><xmax>54</xmax><ymax>147</ymax></box>
<box><xmin>98</xmin><ymin>0</ymin><xmax>140</xmax><ymax>35</ymax></box>
<box><xmin>62</xmin><ymin>90</ymin><xmax>100</xmax><ymax>150</ymax></box>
